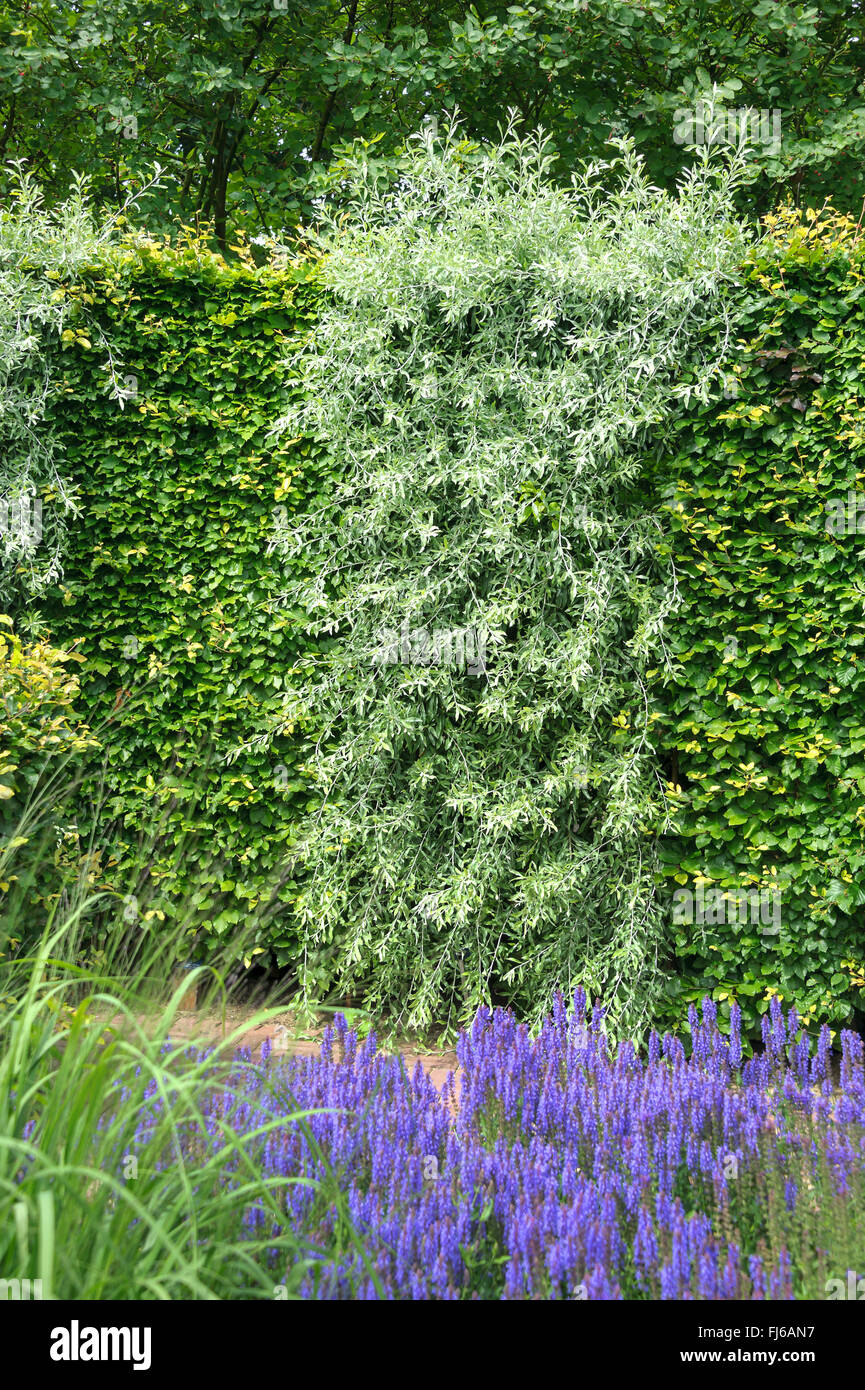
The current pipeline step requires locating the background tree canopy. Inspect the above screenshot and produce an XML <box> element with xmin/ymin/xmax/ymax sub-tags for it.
<box><xmin>2</xmin><ymin>0</ymin><xmax>863</xmax><ymax>250</ymax></box>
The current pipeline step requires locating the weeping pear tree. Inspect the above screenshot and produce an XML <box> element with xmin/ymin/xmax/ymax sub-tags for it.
<box><xmin>269</xmin><ymin>116</ymin><xmax>750</xmax><ymax>1036</ymax></box>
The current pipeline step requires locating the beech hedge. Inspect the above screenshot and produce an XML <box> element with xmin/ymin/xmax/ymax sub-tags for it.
<box><xmin>655</xmin><ymin>207</ymin><xmax>865</xmax><ymax>1037</ymax></box>
<box><xmin>39</xmin><ymin>234</ymin><xmax>328</xmax><ymax>967</ymax></box>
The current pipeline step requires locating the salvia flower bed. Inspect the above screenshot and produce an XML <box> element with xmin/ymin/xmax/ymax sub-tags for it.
<box><xmin>131</xmin><ymin>993</ymin><xmax>865</xmax><ymax>1299</ymax></box>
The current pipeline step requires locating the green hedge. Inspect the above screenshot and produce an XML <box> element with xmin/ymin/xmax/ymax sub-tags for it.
<box><xmin>39</xmin><ymin>234</ymin><xmax>328</xmax><ymax>967</ymax></box>
<box><xmin>655</xmin><ymin>206</ymin><xmax>865</xmax><ymax>1036</ymax></box>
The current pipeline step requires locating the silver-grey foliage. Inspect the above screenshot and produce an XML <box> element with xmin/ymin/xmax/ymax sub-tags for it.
<box><xmin>270</xmin><ymin>117</ymin><xmax>751</xmax><ymax>1036</ymax></box>
<box><xmin>0</xmin><ymin>167</ymin><xmax>137</xmax><ymax>610</ymax></box>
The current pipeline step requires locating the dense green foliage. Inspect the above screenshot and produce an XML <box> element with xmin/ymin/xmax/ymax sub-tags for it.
<box><xmin>6</xmin><ymin>0</ymin><xmax>865</xmax><ymax>1320</ymax></box>
<box><xmin>37</xmin><ymin>235</ymin><xmax>328</xmax><ymax>968</ymax></box>
<box><xmin>269</xmin><ymin>120</ymin><xmax>750</xmax><ymax>1037</ymax></box>
<box><xmin>6</xmin><ymin>133</ymin><xmax>865</xmax><ymax>1043</ymax></box>
<box><xmin>0</xmin><ymin>615</ymin><xmax>96</xmax><ymax>929</ymax></box>
<box><xmin>2</xmin><ymin>1</ymin><xmax>863</xmax><ymax>248</ymax></box>
<box><xmin>0</xmin><ymin>614</ymin><xmax>93</xmax><ymax>811</ymax></box>
<box><xmin>656</xmin><ymin>206</ymin><xmax>865</xmax><ymax>1036</ymax></box>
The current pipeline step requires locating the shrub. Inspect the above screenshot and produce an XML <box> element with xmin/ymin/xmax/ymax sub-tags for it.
<box><xmin>0</xmin><ymin>615</ymin><xmax>97</xmax><ymax>933</ymax></box>
<box><xmin>268</xmin><ymin>117</ymin><xmax>751</xmax><ymax>1036</ymax></box>
<box><xmin>0</xmin><ymin>614</ymin><xmax>93</xmax><ymax>808</ymax></box>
